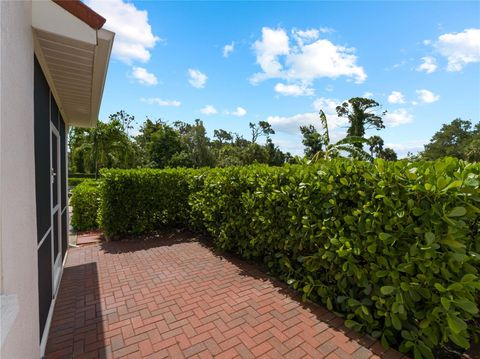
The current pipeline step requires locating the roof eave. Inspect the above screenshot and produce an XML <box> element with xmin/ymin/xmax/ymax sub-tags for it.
<box><xmin>32</xmin><ymin>0</ymin><xmax>114</xmax><ymax>128</ymax></box>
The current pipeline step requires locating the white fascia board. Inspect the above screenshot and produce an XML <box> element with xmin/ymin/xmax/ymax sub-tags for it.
<box><xmin>90</xmin><ymin>29</ymin><xmax>115</xmax><ymax>127</ymax></box>
<box><xmin>32</xmin><ymin>0</ymin><xmax>96</xmax><ymax>45</ymax></box>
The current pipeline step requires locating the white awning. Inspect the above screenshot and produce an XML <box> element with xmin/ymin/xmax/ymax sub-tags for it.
<box><xmin>32</xmin><ymin>0</ymin><xmax>114</xmax><ymax>128</ymax></box>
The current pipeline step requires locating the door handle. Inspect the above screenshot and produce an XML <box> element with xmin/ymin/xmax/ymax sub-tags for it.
<box><xmin>51</xmin><ymin>168</ymin><xmax>57</xmax><ymax>184</ymax></box>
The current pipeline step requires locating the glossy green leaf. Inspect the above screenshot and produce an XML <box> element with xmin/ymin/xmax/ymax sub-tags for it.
<box><xmin>447</xmin><ymin>207</ymin><xmax>467</xmax><ymax>217</ymax></box>
<box><xmin>447</xmin><ymin>315</ymin><xmax>467</xmax><ymax>334</ymax></box>
<box><xmin>381</xmin><ymin>286</ymin><xmax>395</xmax><ymax>295</ymax></box>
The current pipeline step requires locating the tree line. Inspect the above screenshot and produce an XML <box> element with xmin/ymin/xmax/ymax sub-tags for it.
<box><xmin>69</xmin><ymin>111</ymin><xmax>291</xmax><ymax>176</ymax></box>
<box><xmin>68</xmin><ymin>97</ymin><xmax>479</xmax><ymax>176</ymax></box>
<box><xmin>420</xmin><ymin>118</ymin><xmax>480</xmax><ymax>162</ymax></box>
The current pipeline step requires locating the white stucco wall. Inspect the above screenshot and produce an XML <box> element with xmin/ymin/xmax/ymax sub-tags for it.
<box><xmin>0</xmin><ymin>1</ymin><xmax>40</xmax><ymax>358</ymax></box>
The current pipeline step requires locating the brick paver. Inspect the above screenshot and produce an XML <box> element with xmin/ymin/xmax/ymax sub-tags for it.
<box><xmin>45</xmin><ymin>232</ymin><xmax>407</xmax><ymax>358</ymax></box>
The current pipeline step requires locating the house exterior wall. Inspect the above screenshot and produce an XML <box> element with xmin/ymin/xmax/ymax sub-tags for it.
<box><xmin>0</xmin><ymin>1</ymin><xmax>40</xmax><ymax>358</ymax></box>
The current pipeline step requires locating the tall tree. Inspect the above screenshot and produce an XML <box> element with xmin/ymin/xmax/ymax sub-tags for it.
<box><xmin>69</xmin><ymin>116</ymin><xmax>137</xmax><ymax>177</ymax></box>
<box><xmin>336</xmin><ymin>97</ymin><xmax>385</xmax><ymax>148</ymax></box>
<box><xmin>187</xmin><ymin>119</ymin><xmax>215</xmax><ymax>167</ymax></box>
<box><xmin>69</xmin><ymin>127</ymin><xmax>89</xmax><ymax>173</ymax></box>
<box><xmin>110</xmin><ymin>110</ymin><xmax>135</xmax><ymax>137</ymax></box>
<box><xmin>135</xmin><ymin>119</ymin><xmax>184</xmax><ymax>168</ymax></box>
<box><xmin>249</xmin><ymin>121</ymin><xmax>275</xmax><ymax>143</ymax></box>
<box><xmin>465</xmin><ymin>123</ymin><xmax>480</xmax><ymax>162</ymax></box>
<box><xmin>379</xmin><ymin>148</ymin><xmax>398</xmax><ymax>161</ymax></box>
<box><xmin>310</xmin><ymin>111</ymin><xmax>372</xmax><ymax>162</ymax></box>
<box><xmin>300</xmin><ymin>125</ymin><xmax>323</xmax><ymax>157</ymax></box>
<box><xmin>147</xmin><ymin>125</ymin><xmax>182</xmax><ymax>168</ymax></box>
<box><xmin>368</xmin><ymin>135</ymin><xmax>384</xmax><ymax>157</ymax></box>
<box><xmin>422</xmin><ymin>119</ymin><xmax>477</xmax><ymax>160</ymax></box>
<box><xmin>265</xmin><ymin>138</ymin><xmax>287</xmax><ymax>166</ymax></box>
<box><xmin>213</xmin><ymin>129</ymin><xmax>233</xmax><ymax>146</ymax></box>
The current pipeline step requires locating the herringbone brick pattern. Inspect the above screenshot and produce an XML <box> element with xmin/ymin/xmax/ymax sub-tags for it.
<box><xmin>45</xmin><ymin>233</ymin><xmax>407</xmax><ymax>359</ymax></box>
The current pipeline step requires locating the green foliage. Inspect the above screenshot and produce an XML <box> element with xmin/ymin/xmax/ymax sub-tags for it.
<box><xmin>249</xmin><ymin>121</ymin><xmax>275</xmax><ymax>143</ymax></box>
<box><xmin>189</xmin><ymin>158</ymin><xmax>479</xmax><ymax>358</ymax></box>
<box><xmin>68</xmin><ymin>112</ymin><xmax>140</xmax><ymax>176</ymax></box>
<box><xmin>134</xmin><ymin>119</ymin><xmax>287</xmax><ymax>168</ymax></box>
<box><xmin>379</xmin><ymin>147</ymin><xmax>398</xmax><ymax>161</ymax></box>
<box><xmin>368</xmin><ymin>135</ymin><xmax>384</xmax><ymax>157</ymax></box>
<box><xmin>136</xmin><ymin>119</ymin><xmax>185</xmax><ymax>168</ymax></box>
<box><xmin>98</xmin><ymin>168</ymin><xmax>202</xmax><ymax>238</ymax></box>
<box><xmin>310</xmin><ymin>111</ymin><xmax>373</xmax><ymax>161</ymax></box>
<box><xmin>336</xmin><ymin>97</ymin><xmax>386</xmax><ymax>148</ymax></box>
<box><xmin>422</xmin><ymin>119</ymin><xmax>480</xmax><ymax>161</ymax></box>
<box><xmin>300</xmin><ymin>124</ymin><xmax>323</xmax><ymax>157</ymax></box>
<box><xmin>70</xmin><ymin>180</ymin><xmax>100</xmax><ymax>231</ymax></box>
<box><xmin>95</xmin><ymin>158</ymin><xmax>480</xmax><ymax>358</ymax></box>
<box><xmin>304</xmin><ymin>98</ymin><xmax>396</xmax><ymax>161</ymax></box>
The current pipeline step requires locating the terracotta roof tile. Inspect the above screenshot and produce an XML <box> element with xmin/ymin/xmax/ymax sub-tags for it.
<box><xmin>53</xmin><ymin>0</ymin><xmax>106</xmax><ymax>30</ymax></box>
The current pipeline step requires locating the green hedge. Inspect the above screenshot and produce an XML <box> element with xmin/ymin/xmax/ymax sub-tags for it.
<box><xmin>99</xmin><ymin>168</ymin><xmax>202</xmax><ymax>237</ymax></box>
<box><xmin>97</xmin><ymin>158</ymin><xmax>480</xmax><ymax>358</ymax></box>
<box><xmin>70</xmin><ymin>180</ymin><xmax>100</xmax><ymax>231</ymax></box>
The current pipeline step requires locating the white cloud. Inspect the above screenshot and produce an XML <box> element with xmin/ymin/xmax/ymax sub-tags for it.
<box><xmin>434</xmin><ymin>28</ymin><xmax>480</xmax><ymax>71</ymax></box>
<box><xmin>223</xmin><ymin>42</ymin><xmax>235</xmax><ymax>58</ymax></box>
<box><xmin>267</xmin><ymin>112</ymin><xmax>319</xmax><ymax>134</ymax></box>
<box><xmin>363</xmin><ymin>92</ymin><xmax>374</xmax><ymax>98</ymax></box>
<box><xmin>131</xmin><ymin>67</ymin><xmax>158</xmax><ymax>85</ymax></box>
<box><xmin>267</xmin><ymin>97</ymin><xmax>348</xmax><ymax>135</ymax></box>
<box><xmin>228</xmin><ymin>107</ymin><xmax>247</xmax><ymax>117</ymax></box>
<box><xmin>140</xmin><ymin>97</ymin><xmax>181</xmax><ymax>106</ymax></box>
<box><xmin>312</xmin><ymin>97</ymin><xmax>348</xmax><ymax>129</ymax></box>
<box><xmin>188</xmin><ymin>69</ymin><xmax>207</xmax><ymax>88</ymax></box>
<box><xmin>200</xmin><ymin>105</ymin><xmax>217</xmax><ymax>115</ymax></box>
<box><xmin>273</xmin><ymin>137</ymin><xmax>305</xmax><ymax>156</ymax></box>
<box><xmin>417</xmin><ymin>56</ymin><xmax>438</xmax><ymax>73</ymax></box>
<box><xmin>291</xmin><ymin>28</ymin><xmax>334</xmax><ymax>46</ymax></box>
<box><xmin>251</xmin><ymin>27</ymin><xmax>367</xmax><ymax>86</ymax></box>
<box><xmin>274</xmin><ymin>83</ymin><xmax>314</xmax><ymax>96</ymax></box>
<box><xmin>286</xmin><ymin>39</ymin><xmax>367</xmax><ymax>83</ymax></box>
<box><xmin>291</xmin><ymin>28</ymin><xmax>320</xmax><ymax>46</ymax></box>
<box><xmin>384</xmin><ymin>108</ymin><xmax>413</xmax><ymax>127</ymax></box>
<box><xmin>386</xmin><ymin>140</ymin><xmax>426</xmax><ymax>158</ymax></box>
<box><xmin>416</xmin><ymin>89</ymin><xmax>439</xmax><ymax>103</ymax></box>
<box><xmin>252</xmin><ymin>27</ymin><xmax>290</xmax><ymax>82</ymax></box>
<box><xmin>85</xmin><ymin>0</ymin><xmax>159</xmax><ymax>64</ymax></box>
<box><xmin>387</xmin><ymin>91</ymin><xmax>406</xmax><ymax>104</ymax></box>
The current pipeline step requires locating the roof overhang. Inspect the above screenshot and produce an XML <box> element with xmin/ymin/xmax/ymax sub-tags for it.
<box><xmin>32</xmin><ymin>0</ymin><xmax>114</xmax><ymax>128</ymax></box>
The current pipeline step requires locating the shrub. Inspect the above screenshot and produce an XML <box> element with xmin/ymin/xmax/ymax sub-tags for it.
<box><xmin>99</xmin><ymin>168</ymin><xmax>200</xmax><ymax>238</ymax></box>
<box><xmin>70</xmin><ymin>180</ymin><xmax>100</xmax><ymax>231</ymax></box>
<box><xmin>99</xmin><ymin>158</ymin><xmax>480</xmax><ymax>358</ymax></box>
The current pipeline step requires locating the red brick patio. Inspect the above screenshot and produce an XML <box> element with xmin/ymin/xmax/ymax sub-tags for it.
<box><xmin>45</xmin><ymin>232</ymin><xmax>407</xmax><ymax>359</ymax></box>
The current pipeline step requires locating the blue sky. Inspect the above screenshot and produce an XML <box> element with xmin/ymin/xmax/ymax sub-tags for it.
<box><xmin>86</xmin><ymin>0</ymin><xmax>480</xmax><ymax>157</ymax></box>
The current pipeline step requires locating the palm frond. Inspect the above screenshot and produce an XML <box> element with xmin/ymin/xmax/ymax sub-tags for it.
<box><xmin>319</xmin><ymin>110</ymin><xmax>330</xmax><ymax>146</ymax></box>
<box><xmin>335</xmin><ymin>145</ymin><xmax>373</xmax><ymax>162</ymax></box>
<box><xmin>335</xmin><ymin>136</ymin><xmax>369</xmax><ymax>146</ymax></box>
<box><xmin>311</xmin><ymin>150</ymin><xmax>324</xmax><ymax>162</ymax></box>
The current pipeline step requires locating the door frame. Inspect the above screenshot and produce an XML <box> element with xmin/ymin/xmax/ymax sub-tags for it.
<box><xmin>50</xmin><ymin>122</ymin><xmax>62</xmax><ymax>294</ymax></box>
